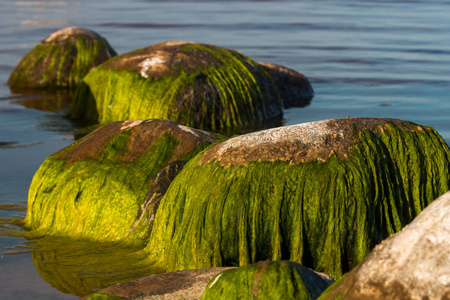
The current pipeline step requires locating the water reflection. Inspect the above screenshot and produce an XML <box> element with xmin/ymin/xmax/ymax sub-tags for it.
<box><xmin>6</xmin><ymin>87</ymin><xmax>99</xmax><ymax>140</ymax></box>
<box><xmin>8</xmin><ymin>87</ymin><xmax>73</xmax><ymax>113</ymax></box>
<box><xmin>29</xmin><ymin>236</ymin><xmax>162</xmax><ymax>297</ymax></box>
<box><xmin>0</xmin><ymin>190</ymin><xmax>161</xmax><ymax>298</ymax></box>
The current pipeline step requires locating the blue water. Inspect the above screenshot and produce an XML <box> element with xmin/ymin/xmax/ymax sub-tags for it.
<box><xmin>1</xmin><ymin>0</ymin><xmax>449</xmax><ymax>299</ymax></box>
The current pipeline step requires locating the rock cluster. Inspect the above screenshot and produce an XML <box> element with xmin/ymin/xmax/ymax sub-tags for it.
<box><xmin>10</xmin><ymin>27</ymin><xmax>314</xmax><ymax>133</ymax></box>
<box><xmin>11</xmin><ymin>27</ymin><xmax>450</xmax><ymax>300</ymax></box>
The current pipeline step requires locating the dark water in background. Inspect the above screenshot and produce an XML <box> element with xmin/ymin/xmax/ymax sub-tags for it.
<box><xmin>0</xmin><ymin>0</ymin><xmax>449</xmax><ymax>299</ymax></box>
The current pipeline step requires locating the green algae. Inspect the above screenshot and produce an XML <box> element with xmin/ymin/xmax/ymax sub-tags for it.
<box><xmin>146</xmin><ymin>123</ymin><xmax>450</xmax><ymax>279</ymax></box>
<box><xmin>8</xmin><ymin>37</ymin><xmax>115</xmax><ymax>89</ymax></box>
<box><xmin>201</xmin><ymin>261</ymin><xmax>312</xmax><ymax>299</ymax></box>
<box><xmin>70</xmin><ymin>43</ymin><xmax>282</xmax><ymax>131</ymax></box>
<box><xmin>24</xmin><ymin>131</ymin><xmax>189</xmax><ymax>245</ymax></box>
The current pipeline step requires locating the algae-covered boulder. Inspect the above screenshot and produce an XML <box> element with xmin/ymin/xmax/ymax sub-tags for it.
<box><xmin>318</xmin><ymin>191</ymin><xmax>450</xmax><ymax>300</ymax></box>
<box><xmin>70</xmin><ymin>41</ymin><xmax>283</xmax><ymax>131</ymax></box>
<box><xmin>147</xmin><ymin>118</ymin><xmax>450</xmax><ymax>279</ymax></box>
<box><xmin>8</xmin><ymin>26</ymin><xmax>116</xmax><ymax>89</ymax></box>
<box><xmin>24</xmin><ymin>119</ymin><xmax>218</xmax><ymax>245</ymax></box>
<box><xmin>202</xmin><ymin>261</ymin><xmax>334</xmax><ymax>300</ymax></box>
<box><xmin>259</xmin><ymin>62</ymin><xmax>314</xmax><ymax>108</ymax></box>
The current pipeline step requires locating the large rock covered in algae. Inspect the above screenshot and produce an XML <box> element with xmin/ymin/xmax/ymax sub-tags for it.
<box><xmin>24</xmin><ymin>119</ymin><xmax>218</xmax><ymax>245</ymax></box>
<box><xmin>70</xmin><ymin>41</ymin><xmax>284</xmax><ymax>131</ymax></box>
<box><xmin>202</xmin><ymin>261</ymin><xmax>334</xmax><ymax>300</ymax></box>
<box><xmin>147</xmin><ymin>118</ymin><xmax>450</xmax><ymax>279</ymax></box>
<box><xmin>318</xmin><ymin>191</ymin><xmax>450</xmax><ymax>300</ymax></box>
<box><xmin>8</xmin><ymin>27</ymin><xmax>117</xmax><ymax>89</ymax></box>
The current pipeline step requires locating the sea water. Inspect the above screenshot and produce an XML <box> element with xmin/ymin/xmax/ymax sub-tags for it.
<box><xmin>1</xmin><ymin>0</ymin><xmax>449</xmax><ymax>298</ymax></box>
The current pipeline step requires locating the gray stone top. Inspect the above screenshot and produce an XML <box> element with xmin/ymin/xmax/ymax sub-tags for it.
<box><xmin>103</xmin><ymin>41</ymin><xmax>249</xmax><ymax>79</ymax></box>
<box><xmin>43</xmin><ymin>26</ymin><xmax>103</xmax><ymax>43</ymax></box>
<box><xmin>199</xmin><ymin>118</ymin><xmax>422</xmax><ymax>166</ymax></box>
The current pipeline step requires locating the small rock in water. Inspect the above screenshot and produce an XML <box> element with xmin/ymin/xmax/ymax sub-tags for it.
<box><xmin>259</xmin><ymin>62</ymin><xmax>314</xmax><ymax>108</ymax></box>
<box><xmin>82</xmin><ymin>267</ymin><xmax>234</xmax><ymax>300</ymax></box>
<box><xmin>202</xmin><ymin>261</ymin><xmax>334</xmax><ymax>300</ymax></box>
<box><xmin>8</xmin><ymin>26</ymin><xmax>116</xmax><ymax>89</ymax></box>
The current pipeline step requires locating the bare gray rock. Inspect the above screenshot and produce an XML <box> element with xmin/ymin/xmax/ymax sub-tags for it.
<box><xmin>319</xmin><ymin>191</ymin><xmax>450</xmax><ymax>300</ymax></box>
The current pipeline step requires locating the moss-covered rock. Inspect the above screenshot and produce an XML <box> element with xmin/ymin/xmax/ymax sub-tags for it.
<box><xmin>70</xmin><ymin>41</ymin><xmax>283</xmax><ymax>131</ymax></box>
<box><xmin>147</xmin><ymin>118</ymin><xmax>450</xmax><ymax>279</ymax></box>
<box><xmin>8</xmin><ymin>26</ymin><xmax>116</xmax><ymax>89</ymax></box>
<box><xmin>258</xmin><ymin>62</ymin><xmax>314</xmax><ymax>108</ymax></box>
<box><xmin>84</xmin><ymin>294</ymin><xmax>125</xmax><ymax>300</ymax></box>
<box><xmin>201</xmin><ymin>261</ymin><xmax>334</xmax><ymax>300</ymax></box>
<box><xmin>24</xmin><ymin>119</ymin><xmax>218</xmax><ymax>245</ymax></box>
<box><xmin>318</xmin><ymin>191</ymin><xmax>450</xmax><ymax>300</ymax></box>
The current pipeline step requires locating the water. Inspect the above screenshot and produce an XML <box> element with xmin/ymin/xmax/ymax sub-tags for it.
<box><xmin>1</xmin><ymin>0</ymin><xmax>449</xmax><ymax>298</ymax></box>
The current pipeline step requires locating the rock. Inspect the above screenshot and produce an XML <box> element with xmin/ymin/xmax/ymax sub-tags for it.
<box><xmin>128</xmin><ymin>160</ymin><xmax>186</xmax><ymax>235</ymax></box>
<box><xmin>70</xmin><ymin>41</ymin><xmax>284</xmax><ymax>131</ymax></box>
<box><xmin>259</xmin><ymin>62</ymin><xmax>314</xmax><ymax>108</ymax></box>
<box><xmin>146</xmin><ymin>118</ymin><xmax>450</xmax><ymax>279</ymax></box>
<box><xmin>24</xmin><ymin>119</ymin><xmax>218</xmax><ymax>245</ymax></box>
<box><xmin>82</xmin><ymin>267</ymin><xmax>234</xmax><ymax>300</ymax></box>
<box><xmin>202</xmin><ymin>261</ymin><xmax>334</xmax><ymax>300</ymax></box>
<box><xmin>318</xmin><ymin>191</ymin><xmax>450</xmax><ymax>300</ymax></box>
<box><xmin>8</xmin><ymin>26</ymin><xmax>117</xmax><ymax>89</ymax></box>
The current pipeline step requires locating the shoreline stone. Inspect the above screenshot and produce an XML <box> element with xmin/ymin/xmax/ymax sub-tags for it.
<box><xmin>70</xmin><ymin>41</ymin><xmax>284</xmax><ymax>131</ymax></box>
<box><xmin>146</xmin><ymin>117</ymin><xmax>450</xmax><ymax>278</ymax></box>
<box><xmin>318</xmin><ymin>191</ymin><xmax>450</xmax><ymax>300</ymax></box>
<box><xmin>82</xmin><ymin>267</ymin><xmax>234</xmax><ymax>300</ymax></box>
<box><xmin>8</xmin><ymin>26</ymin><xmax>116</xmax><ymax>89</ymax></box>
<box><xmin>24</xmin><ymin>119</ymin><xmax>218</xmax><ymax>245</ymax></box>
<box><xmin>259</xmin><ymin>62</ymin><xmax>314</xmax><ymax>108</ymax></box>
<box><xmin>202</xmin><ymin>261</ymin><xmax>334</xmax><ymax>300</ymax></box>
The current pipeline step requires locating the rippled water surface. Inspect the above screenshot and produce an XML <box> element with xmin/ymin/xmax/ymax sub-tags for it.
<box><xmin>1</xmin><ymin>0</ymin><xmax>450</xmax><ymax>299</ymax></box>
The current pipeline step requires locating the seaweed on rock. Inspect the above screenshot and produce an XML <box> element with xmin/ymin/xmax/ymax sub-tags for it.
<box><xmin>8</xmin><ymin>27</ymin><xmax>116</xmax><ymax>89</ymax></box>
<box><xmin>147</xmin><ymin>118</ymin><xmax>450</xmax><ymax>279</ymax></box>
<box><xmin>201</xmin><ymin>261</ymin><xmax>333</xmax><ymax>300</ymax></box>
<box><xmin>70</xmin><ymin>41</ymin><xmax>283</xmax><ymax>131</ymax></box>
<box><xmin>24</xmin><ymin>119</ymin><xmax>218</xmax><ymax>245</ymax></box>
